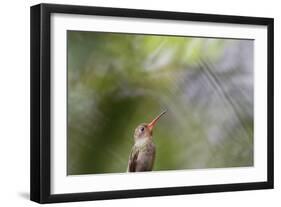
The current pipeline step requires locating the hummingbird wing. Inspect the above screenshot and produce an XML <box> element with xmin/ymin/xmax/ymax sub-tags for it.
<box><xmin>127</xmin><ymin>146</ymin><xmax>139</xmax><ymax>172</ymax></box>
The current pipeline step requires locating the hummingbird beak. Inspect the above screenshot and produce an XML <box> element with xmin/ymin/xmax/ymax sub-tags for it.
<box><xmin>147</xmin><ymin>110</ymin><xmax>167</xmax><ymax>132</ymax></box>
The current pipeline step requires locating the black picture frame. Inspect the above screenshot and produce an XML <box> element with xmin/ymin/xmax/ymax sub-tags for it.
<box><xmin>30</xmin><ymin>3</ymin><xmax>274</xmax><ymax>204</ymax></box>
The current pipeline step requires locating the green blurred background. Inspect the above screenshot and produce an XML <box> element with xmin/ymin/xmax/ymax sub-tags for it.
<box><xmin>67</xmin><ymin>31</ymin><xmax>253</xmax><ymax>175</ymax></box>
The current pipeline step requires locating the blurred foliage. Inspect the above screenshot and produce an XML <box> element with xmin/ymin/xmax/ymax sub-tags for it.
<box><xmin>67</xmin><ymin>31</ymin><xmax>253</xmax><ymax>175</ymax></box>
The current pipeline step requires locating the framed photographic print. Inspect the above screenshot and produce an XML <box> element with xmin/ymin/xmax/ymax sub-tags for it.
<box><xmin>30</xmin><ymin>3</ymin><xmax>274</xmax><ymax>203</ymax></box>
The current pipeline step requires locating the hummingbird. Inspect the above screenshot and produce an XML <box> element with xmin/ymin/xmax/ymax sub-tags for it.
<box><xmin>127</xmin><ymin>110</ymin><xmax>167</xmax><ymax>172</ymax></box>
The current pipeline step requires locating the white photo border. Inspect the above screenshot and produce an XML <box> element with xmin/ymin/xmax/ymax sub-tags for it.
<box><xmin>50</xmin><ymin>13</ymin><xmax>268</xmax><ymax>194</ymax></box>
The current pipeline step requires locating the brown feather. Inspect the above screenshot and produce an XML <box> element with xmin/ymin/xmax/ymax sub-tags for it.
<box><xmin>127</xmin><ymin>147</ymin><xmax>139</xmax><ymax>172</ymax></box>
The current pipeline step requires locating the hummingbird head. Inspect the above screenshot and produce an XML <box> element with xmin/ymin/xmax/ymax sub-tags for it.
<box><xmin>134</xmin><ymin>110</ymin><xmax>167</xmax><ymax>142</ymax></box>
